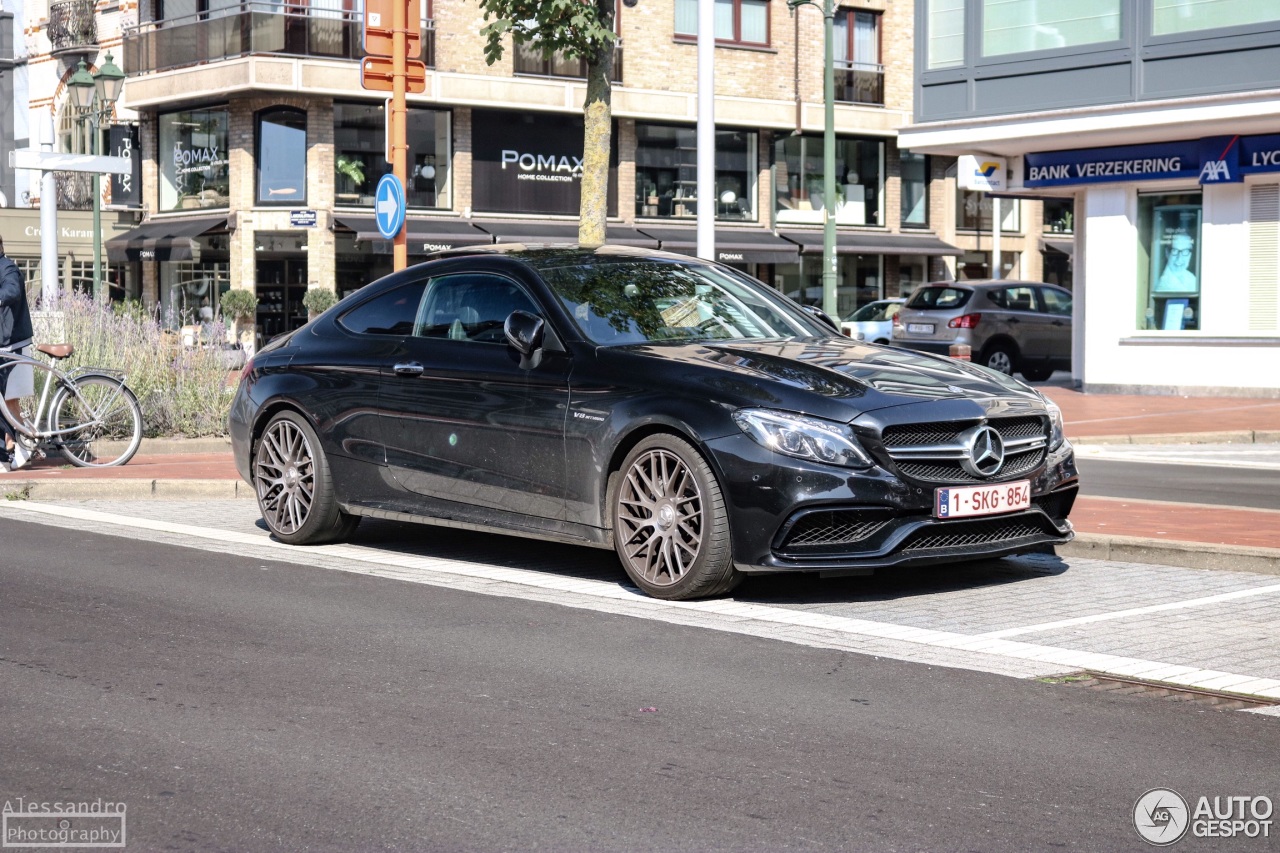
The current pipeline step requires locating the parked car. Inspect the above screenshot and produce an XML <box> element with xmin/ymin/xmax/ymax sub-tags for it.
<box><xmin>841</xmin><ymin>298</ymin><xmax>904</xmax><ymax>343</ymax></box>
<box><xmin>230</xmin><ymin>247</ymin><xmax>1078</xmax><ymax>601</ymax></box>
<box><xmin>891</xmin><ymin>280</ymin><xmax>1072</xmax><ymax>381</ymax></box>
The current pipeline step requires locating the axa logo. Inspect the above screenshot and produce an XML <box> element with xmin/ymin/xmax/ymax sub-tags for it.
<box><xmin>1199</xmin><ymin>159</ymin><xmax>1232</xmax><ymax>183</ymax></box>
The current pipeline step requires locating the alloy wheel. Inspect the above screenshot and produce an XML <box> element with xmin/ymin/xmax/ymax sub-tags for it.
<box><xmin>255</xmin><ymin>418</ymin><xmax>315</xmax><ymax>535</ymax></box>
<box><xmin>616</xmin><ymin>448</ymin><xmax>704</xmax><ymax>587</ymax></box>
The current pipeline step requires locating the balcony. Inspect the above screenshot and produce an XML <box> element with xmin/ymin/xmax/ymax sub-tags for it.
<box><xmin>513</xmin><ymin>40</ymin><xmax>622</xmax><ymax>82</ymax></box>
<box><xmin>835</xmin><ymin>61</ymin><xmax>884</xmax><ymax>106</ymax></box>
<box><xmin>123</xmin><ymin>3</ymin><xmax>435</xmax><ymax>76</ymax></box>
<box><xmin>48</xmin><ymin>0</ymin><xmax>98</xmax><ymax>58</ymax></box>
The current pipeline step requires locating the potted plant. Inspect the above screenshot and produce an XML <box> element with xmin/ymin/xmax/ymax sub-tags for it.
<box><xmin>219</xmin><ymin>288</ymin><xmax>260</xmax><ymax>357</ymax></box>
<box><xmin>335</xmin><ymin>154</ymin><xmax>366</xmax><ymax>202</ymax></box>
<box><xmin>302</xmin><ymin>286</ymin><xmax>338</xmax><ymax>321</ymax></box>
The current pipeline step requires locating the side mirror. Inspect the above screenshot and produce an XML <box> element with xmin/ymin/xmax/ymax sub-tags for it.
<box><xmin>504</xmin><ymin>310</ymin><xmax>545</xmax><ymax>369</ymax></box>
<box><xmin>802</xmin><ymin>304</ymin><xmax>841</xmax><ymax>335</ymax></box>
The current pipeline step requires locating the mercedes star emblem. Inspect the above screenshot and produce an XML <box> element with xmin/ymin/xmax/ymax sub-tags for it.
<box><xmin>960</xmin><ymin>425</ymin><xmax>1006</xmax><ymax>478</ymax></box>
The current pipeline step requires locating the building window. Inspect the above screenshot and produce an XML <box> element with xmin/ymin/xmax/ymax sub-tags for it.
<box><xmin>1153</xmin><ymin>0</ymin><xmax>1280</xmax><ymax>36</ymax></box>
<box><xmin>160</xmin><ymin>260</ymin><xmax>230</xmax><ymax>328</ymax></box>
<box><xmin>982</xmin><ymin>0</ymin><xmax>1121</xmax><ymax>57</ymax></box>
<box><xmin>900</xmin><ymin>151</ymin><xmax>928</xmax><ymax>226</ymax></box>
<box><xmin>1139</xmin><ymin>192</ymin><xmax>1202</xmax><ymax>331</ymax></box>
<box><xmin>957</xmin><ymin>250</ymin><xmax>1018</xmax><ymax>280</ymax></box>
<box><xmin>635</xmin><ymin>124</ymin><xmax>757</xmax><ymax>221</ymax></box>
<box><xmin>926</xmin><ymin>0</ymin><xmax>965</xmax><ymax>69</ymax></box>
<box><xmin>674</xmin><ymin>0</ymin><xmax>769</xmax><ymax>47</ymax></box>
<box><xmin>334</xmin><ymin>103</ymin><xmax>450</xmax><ymax>209</ymax></box>
<box><xmin>1043</xmin><ymin>198</ymin><xmax>1074</xmax><ymax>233</ymax></box>
<box><xmin>777</xmin><ymin>254</ymin><xmax>882</xmax><ymax>318</ymax></box>
<box><xmin>834</xmin><ymin>10</ymin><xmax>883</xmax><ymax>104</ymax></box>
<box><xmin>956</xmin><ymin>187</ymin><xmax>1020</xmax><ymax>232</ymax></box>
<box><xmin>158</xmin><ymin>107</ymin><xmax>230</xmax><ymax>212</ymax></box>
<box><xmin>775</xmin><ymin>135</ymin><xmax>883</xmax><ymax>226</ymax></box>
<box><xmin>256</xmin><ymin>107</ymin><xmax>307</xmax><ymax>206</ymax></box>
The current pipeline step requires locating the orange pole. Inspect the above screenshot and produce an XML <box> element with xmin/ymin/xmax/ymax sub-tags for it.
<box><xmin>391</xmin><ymin>0</ymin><xmax>408</xmax><ymax>270</ymax></box>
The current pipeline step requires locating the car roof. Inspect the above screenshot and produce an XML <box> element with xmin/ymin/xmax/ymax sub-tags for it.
<box><xmin>426</xmin><ymin>243</ymin><xmax>707</xmax><ymax>266</ymax></box>
<box><xmin>919</xmin><ymin>279</ymin><xmax>1059</xmax><ymax>289</ymax></box>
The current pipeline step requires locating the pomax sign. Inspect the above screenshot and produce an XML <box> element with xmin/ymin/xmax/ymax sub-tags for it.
<box><xmin>957</xmin><ymin>155</ymin><xmax>1007</xmax><ymax>192</ymax></box>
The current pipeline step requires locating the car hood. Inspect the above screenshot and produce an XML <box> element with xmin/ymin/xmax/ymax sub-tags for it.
<box><xmin>610</xmin><ymin>337</ymin><xmax>1041</xmax><ymax>421</ymax></box>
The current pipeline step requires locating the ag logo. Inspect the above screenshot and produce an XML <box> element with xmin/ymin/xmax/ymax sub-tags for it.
<box><xmin>1134</xmin><ymin>788</ymin><xmax>1190</xmax><ymax>846</ymax></box>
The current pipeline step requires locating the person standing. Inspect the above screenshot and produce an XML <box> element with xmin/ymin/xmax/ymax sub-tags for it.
<box><xmin>0</xmin><ymin>236</ymin><xmax>35</xmax><ymax>471</ymax></box>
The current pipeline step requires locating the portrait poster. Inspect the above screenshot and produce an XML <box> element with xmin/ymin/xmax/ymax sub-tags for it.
<box><xmin>1150</xmin><ymin>204</ymin><xmax>1201</xmax><ymax>296</ymax></box>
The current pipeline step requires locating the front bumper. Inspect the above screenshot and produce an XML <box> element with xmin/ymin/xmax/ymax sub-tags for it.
<box><xmin>704</xmin><ymin>431</ymin><xmax>1077</xmax><ymax>575</ymax></box>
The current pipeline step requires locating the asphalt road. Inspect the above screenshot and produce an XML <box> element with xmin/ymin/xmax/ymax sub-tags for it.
<box><xmin>1075</xmin><ymin>457</ymin><xmax>1280</xmax><ymax>510</ymax></box>
<box><xmin>3</xmin><ymin>519</ymin><xmax>1277</xmax><ymax>852</ymax></box>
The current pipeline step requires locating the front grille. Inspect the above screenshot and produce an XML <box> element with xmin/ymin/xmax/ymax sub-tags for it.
<box><xmin>902</xmin><ymin>518</ymin><xmax>1045</xmax><ymax>553</ymax></box>
<box><xmin>782</xmin><ymin>510</ymin><xmax>892</xmax><ymax>550</ymax></box>
<box><xmin>881</xmin><ymin>415</ymin><xmax>1049</xmax><ymax>485</ymax></box>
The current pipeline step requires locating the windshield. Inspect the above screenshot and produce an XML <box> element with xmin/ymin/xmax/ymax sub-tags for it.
<box><xmin>907</xmin><ymin>287</ymin><xmax>972</xmax><ymax>310</ymax></box>
<box><xmin>846</xmin><ymin>301</ymin><xmax>900</xmax><ymax>322</ymax></box>
<box><xmin>534</xmin><ymin>259</ymin><xmax>821</xmax><ymax>345</ymax></box>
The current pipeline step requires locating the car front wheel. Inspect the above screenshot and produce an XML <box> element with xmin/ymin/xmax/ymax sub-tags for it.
<box><xmin>253</xmin><ymin>410</ymin><xmax>359</xmax><ymax>545</ymax></box>
<box><xmin>981</xmin><ymin>343</ymin><xmax>1018</xmax><ymax>376</ymax></box>
<box><xmin>611</xmin><ymin>434</ymin><xmax>741</xmax><ymax>600</ymax></box>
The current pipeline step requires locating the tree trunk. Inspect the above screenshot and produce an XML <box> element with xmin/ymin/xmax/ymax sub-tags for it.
<box><xmin>579</xmin><ymin>36</ymin><xmax>614</xmax><ymax>247</ymax></box>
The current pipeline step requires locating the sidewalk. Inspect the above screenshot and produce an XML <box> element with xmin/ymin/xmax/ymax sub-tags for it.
<box><xmin>4</xmin><ymin>387</ymin><xmax>1279</xmax><ymax>575</ymax></box>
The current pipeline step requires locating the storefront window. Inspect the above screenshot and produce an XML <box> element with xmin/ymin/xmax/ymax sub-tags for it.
<box><xmin>256</xmin><ymin>107</ymin><xmax>307</xmax><ymax>206</ymax></box>
<box><xmin>1153</xmin><ymin>0</ymin><xmax>1280</xmax><ymax>36</ymax></box>
<box><xmin>901</xmin><ymin>151</ymin><xmax>928</xmax><ymax>226</ymax></box>
<box><xmin>775</xmin><ymin>135</ymin><xmax>882</xmax><ymax>226</ymax></box>
<box><xmin>982</xmin><ymin>0</ymin><xmax>1121</xmax><ymax>57</ymax></box>
<box><xmin>1138</xmin><ymin>192</ymin><xmax>1202</xmax><ymax>331</ymax></box>
<box><xmin>956</xmin><ymin>188</ymin><xmax>1020</xmax><ymax>232</ymax></box>
<box><xmin>159</xmin><ymin>259</ymin><xmax>231</xmax><ymax>328</ymax></box>
<box><xmin>957</xmin><ymin>250</ymin><xmax>1018</xmax><ymax>280</ymax></box>
<box><xmin>1043</xmin><ymin>198</ymin><xmax>1074</xmax><ymax>233</ymax></box>
<box><xmin>158</xmin><ymin>108</ymin><xmax>230</xmax><ymax>212</ymax></box>
<box><xmin>776</xmin><ymin>254</ymin><xmax>882</xmax><ymax>318</ymax></box>
<box><xmin>635</xmin><ymin>124</ymin><xmax>757</xmax><ymax>221</ymax></box>
<box><xmin>334</xmin><ymin>103</ymin><xmax>451</xmax><ymax>209</ymax></box>
<box><xmin>898</xmin><ymin>255</ymin><xmax>928</xmax><ymax>300</ymax></box>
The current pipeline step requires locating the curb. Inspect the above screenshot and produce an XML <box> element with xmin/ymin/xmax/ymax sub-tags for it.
<box><xmin>1070</xmin><ymin>430</ymin><xmax>1280</xmax><ymax>445</ymax></box>
<box><xmin>1061</xmin><ymin>534</ymin><xmax>1280</xmax><ymax>576</ymax></box>
<box><xmin>135</xmin><ymin>437</ymin><xmax>232</xmax><ymax>455</ymax></box>
<box><xmin>9</xmin><ymin>479</ymin><xmax>252</xmax><ymax>501</ymax></box>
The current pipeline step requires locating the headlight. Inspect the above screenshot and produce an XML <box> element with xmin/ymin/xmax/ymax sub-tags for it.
<box><xmin>1044</xmin><ymin>398</ymin><xmax>1066</xmax><ymax>450</ymax></box>
<box><xmin>732</xmin><ymin>408</ymin><xmax>873</xmax><ymax>469</ymax></box>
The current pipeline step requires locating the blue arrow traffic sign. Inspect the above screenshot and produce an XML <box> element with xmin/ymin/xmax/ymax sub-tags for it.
<box><xmin>375</xmin><ymin>173</ymin><xmax>406</xmax><ymax>240</ymax></box>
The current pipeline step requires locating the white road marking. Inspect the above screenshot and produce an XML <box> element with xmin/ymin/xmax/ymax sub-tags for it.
<box><xmin>8</xmin><ymin>501</ymin><xmax>1280</xmax><ymax>703</ymax></box>
<box><xmin>978</xmin><ymin>583</ymin><xmax>1280</xmax><ymax>638</ymax></box>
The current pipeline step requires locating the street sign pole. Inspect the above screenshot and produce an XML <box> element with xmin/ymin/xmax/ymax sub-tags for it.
<box><xmin>391</xmin><ymin>0</ymin><xmax>407</xmax><ymax>271</ymax></box>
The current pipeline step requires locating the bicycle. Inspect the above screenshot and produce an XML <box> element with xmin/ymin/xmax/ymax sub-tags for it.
<box><xmin>0</xmin><ymin>343</ymin><xmax>144</xmax><ymax>468</ymax></box>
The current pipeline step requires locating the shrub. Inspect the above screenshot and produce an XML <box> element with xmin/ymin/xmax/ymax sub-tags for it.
<box><xmin>219</xmin><ymin>288</ymin><xmax>258</xmax><ymax>322</ymax></box>
<box><xmin>32</xmin><ymin>292</ymin><xmax>236</xmax><ymax>438</ymax></box>
<box><xmin>302</xmin><ymin>287</ymin><xmax>338</xmax><ymax>316</ymax></box>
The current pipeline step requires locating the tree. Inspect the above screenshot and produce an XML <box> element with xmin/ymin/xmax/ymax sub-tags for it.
<box><xmin>479</xmin><ymin>0</ymin><xmax>617</xmax><ymax>247</ymax></box>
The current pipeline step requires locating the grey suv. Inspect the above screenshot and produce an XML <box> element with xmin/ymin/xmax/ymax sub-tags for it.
<box><xmin>891</xmin><ymin>280</ymin><xmax>1072</xmax><ymax>381</ymax></box>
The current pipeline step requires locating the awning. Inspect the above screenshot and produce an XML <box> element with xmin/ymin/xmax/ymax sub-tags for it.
<box><xmin>465</xmin><ymin>220</ymin><xmax>662</xmax><ymax>249</ymax></box>
<box><xmin>1041</xmin><ymin>236</ymin><xmax>1075</xmax><ymax>258</ymax></box>
<box><xmin>335</xmin><ymin>215</ymin><xmax>493</xmax><ymax>253</ymax></box>
<box><xmin>105</xmin><ymin>216</ymin><xmax>227</xmax><ymax>263</ymax></box>
<box><xmin>780</xmin><ymin>229</ymin><xmax>963</xmax><ymax>257</ymax></box>
<box><xmin>636</xmin><ymin>226</ymin><xmax>800</xmax><ymax>265</ymax></box>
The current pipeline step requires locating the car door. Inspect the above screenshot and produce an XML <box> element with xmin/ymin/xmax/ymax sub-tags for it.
<box><xmin>380</xmin><ymin>271</ymin><xmax>571</xmax><ymax>521</ymax></box>
<box><xmin>997</xmin><ymin>284</ymin><xmax>1051</xmax><ymax>362</ymax></box>
<box><xmin>1037</xmin><ymin>286</ymin><xmax>1073</xmax><ymax>367</ymax></box>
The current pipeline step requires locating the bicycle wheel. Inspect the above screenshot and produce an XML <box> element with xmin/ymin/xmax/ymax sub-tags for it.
<box><xmin>50</xmin><ymin>375</ymin><xmax>144</xmax><ymax>467</ymax></box>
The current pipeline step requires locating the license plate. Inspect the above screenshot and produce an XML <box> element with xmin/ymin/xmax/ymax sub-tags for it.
<box><xmin>907</xmin><ymin>323</ymin><xmax>935</xmax><ymax>334</ymax></box>
<box><xmin>935</xmin><ymin>480</ymin><xmax>1031</xmax><ymax>519</ymax></box>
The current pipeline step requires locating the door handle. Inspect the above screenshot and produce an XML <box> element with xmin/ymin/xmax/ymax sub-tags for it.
<box><xmin>393</xmin><ymin>361</ymin><xmax>424</xmax><ymax>376</ymax></box>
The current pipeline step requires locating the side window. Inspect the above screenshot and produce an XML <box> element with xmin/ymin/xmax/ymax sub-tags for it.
<box><xmin>414</xmin><ymin>274</ymin><xmax>539</xmax><ymax>343</ymax></box>
<box><xmin>338</xmin><ymin>281</ymin><xmax>428</xmax><ymax>336</ymax></box>
<box><xmin>1002</xmin><ymin>286</ymin><xmax>1037</xmax><ymax>312</ymax></box>
<box><xmin>1040</xmin><ymin>288</ymin><xmax>1072</xmax><ymax>317</ymax></box>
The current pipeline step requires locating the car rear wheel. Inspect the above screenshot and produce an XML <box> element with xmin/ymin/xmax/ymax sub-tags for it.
<box><xmin>981</xmin><ymin>343</ymin><xmax>1018</xmax><ymax>376</ymax></box>
<box><xmin>1021</xmin><ymin>365</ymin><xmax>1054</xmax><ymax>382</ymax></box>
<box><xmin>611</xmin><ymin>434</ymin><xmax>741</xmax><ymax>600</ymax></box>
<box><xmin>253</xmin><ymin>410</ymin><xmax>360</xmax><ymax>545</ymax></box>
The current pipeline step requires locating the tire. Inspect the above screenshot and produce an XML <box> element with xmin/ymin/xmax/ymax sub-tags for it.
<box><xmin>253</xmin><ymin>410</ymin><xmax>359</xmax><ymax>545</ymax></box>
<box><xmin>1020</xmin><ymin>365</ymin><xmax>1054</xmax><ymax>382</ymax></box>
<box><xmin>611</xmin><ymin>434</ymin><xmax>741</xmax><ymax>600</ymax></box>
<box><xmin>51</xmin><ymin>375</ymin><xmax>144</xmax><ymax>467</ymax></box>
<box><xmin>980</xmin><ymin>342</ymin><xmax>1018</xmax><ymax>376</ymax></box>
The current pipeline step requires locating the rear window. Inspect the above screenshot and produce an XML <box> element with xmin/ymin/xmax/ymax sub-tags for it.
<box><xmin>907</xmin><ymin>287</ymin><xmax>972</xmax><ymax>310</ymax></box>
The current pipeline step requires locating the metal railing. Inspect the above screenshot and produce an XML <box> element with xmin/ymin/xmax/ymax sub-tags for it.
<box><xmin>513</xmin><ymin>40</ymin><xmax>622</xmax><ymax>82</ymax></box>
<box><xmin>123</xmin><ymin>4</ymin><xmax>434</xmax><ymax>75</ymax></box>
<box><xmin>835</xmin><ymin>61</ymin><xmax>884</xmax><ymax>106</ymax></box>
<box><xmin>48</xmin><ymin>0</ymin><xmax>98</xmax><ymax>54</ymax></box>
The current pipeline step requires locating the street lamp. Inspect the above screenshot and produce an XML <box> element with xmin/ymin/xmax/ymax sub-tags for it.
<box><xmin>67</xmin><ymin>53</ymin><xmax>125</xmax><ymax>303</ymax></box>
<box><xmin>787</xmin><ymin>0</ymin><xmax>837</xmax><ymax>320</ymax></box>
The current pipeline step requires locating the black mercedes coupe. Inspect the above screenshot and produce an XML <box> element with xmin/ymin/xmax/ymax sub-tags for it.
<box><xmin>229</xmin><ymin>246</ymin><xmax>1077</xmax><ymax>600</ymax></box>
